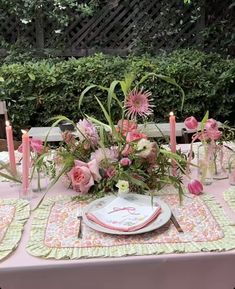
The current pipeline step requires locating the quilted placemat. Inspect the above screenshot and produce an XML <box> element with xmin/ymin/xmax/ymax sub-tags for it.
<box><xmin>27</xmin><ymin>191</ymin><xmax>235</xmax><ymax>260</ymax></box>
<box><xmin>0</xmin><ymin>198</ymin><xmax>30</xmax><ymax>261</ymax></box>
<box><xmin>223</xmin><ymin>187</ymin><xmax>235</xmax><ymax>213</ymax></box>
<box><xmin>0</xmin><ymin>151</ymin><xmax>22</xmax><ymax>182</ymax></box>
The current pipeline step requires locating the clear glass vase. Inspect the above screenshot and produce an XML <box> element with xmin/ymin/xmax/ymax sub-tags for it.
<box><xmin>31</xmin><ymin>167</ymin><xmax>49</xmax><ymax>193</ymax></box>
<box><xmin>212</xmin><ymin>144</ymin><xmax>228</xmax><ymax>180</ymax></box>
<box><xmin>197</xmin><ymin>143</ymin><xmax>214</xmax><ymax>185</ymax></box>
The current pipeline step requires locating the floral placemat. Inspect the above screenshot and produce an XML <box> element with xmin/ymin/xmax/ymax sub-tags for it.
<box><xmin>223</xmin><ymin>187</ymin><xmax>235</xmax><ymax>213</ymax></box>
<box><xmin>27</xmin><ymin>191</ymin><xmax>235</xmax><ymax>260</ymax></box>
<box><xmin>0</xmin><ymin>198</ymin><xmax>30</xmax><ymax>261</ymax></box>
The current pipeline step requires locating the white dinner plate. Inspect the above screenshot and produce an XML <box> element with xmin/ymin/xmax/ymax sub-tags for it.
<box><xmin>82</xmin><ymin>193</ymin><xmax>171</xmax><ymax>235</ymax></box>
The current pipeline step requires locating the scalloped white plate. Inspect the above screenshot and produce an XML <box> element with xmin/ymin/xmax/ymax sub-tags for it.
<box><xmin>82</xmin><ymin>193</ymin><xmax>171</xmax><ymax>235</ymax></box>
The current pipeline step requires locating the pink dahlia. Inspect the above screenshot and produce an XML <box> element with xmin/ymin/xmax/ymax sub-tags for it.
<box><xmin>125</xmin><ymin>88</ymin><xmax>154</xmax><ymax>119</ymax></box>
<box><xmin>90</xmin><ymin>147</ymin><xmax>118</xmax><ymax>165</ymax></box>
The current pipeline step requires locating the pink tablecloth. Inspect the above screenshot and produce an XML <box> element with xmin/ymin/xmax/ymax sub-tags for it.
<box><xmin>0</xmin><ymin>179</ymin><xmax>235</xmax><ymax>289</ymax></box>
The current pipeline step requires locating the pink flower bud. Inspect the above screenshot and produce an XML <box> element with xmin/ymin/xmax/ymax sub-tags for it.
<box><xmin>105</xmin><ymin>166</ymin><xmax>116</xmax><ymax>179</ymax></box>
<box><xmin>205</xmin><ymin>118</ymin><xmax>218</xmax><ymax>131</ymax></box>
<box><xmin>121</xmin><ymin>144</ymin><xmax>133</xmax><ymax>156</ymax></box>
<box><xmin>206</xmin><ymin>129</ymin><xmax>222</xmax><ymax>141</ymax></box>
<box><xmin>120</xmin><ymin>157</ymin><xmax>132</xmax><ymax>167</ymax></box>
<box><xmin>187</xmin><ymin>179</ymin><xmax>203</xmax><ymax>195</ymax></box>
<box><xmin>184</xmin><ymin>116</ymin><xmax>198</xmax><ymax>130</ymax></box>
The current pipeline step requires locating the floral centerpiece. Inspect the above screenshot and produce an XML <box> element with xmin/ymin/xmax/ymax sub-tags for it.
<box><xmin>47</xmin><ymin>73</ymin><xmax>188</xmax><ymax>200</ymax></box>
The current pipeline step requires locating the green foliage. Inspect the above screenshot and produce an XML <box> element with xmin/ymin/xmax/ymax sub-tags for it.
<box><xmin>0</xmin><ymin>49</ymin><xmax>234</xmax><ymax>138</ymax></box>
<box><xmin>0</xmin><ymin>0</ymin><xmax>100</xmax><ymax>26</ymax></box>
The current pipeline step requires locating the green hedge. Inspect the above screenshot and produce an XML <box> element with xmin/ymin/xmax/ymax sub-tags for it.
<box><xmin>0</xmin><ymin>49</ymin><xmax>234</xmax><ymax>136</ymax></box>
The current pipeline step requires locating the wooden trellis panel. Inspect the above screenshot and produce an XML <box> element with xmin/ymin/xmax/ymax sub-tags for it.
<box><xmin>0</xmin><ymin>0</ymin><xmax>234</xmax><ymax>57</ymax></box>
<box><xmin>60</xmin><ymin>0</ymin><xmax>200</xmax><ymax>53</ymax></box>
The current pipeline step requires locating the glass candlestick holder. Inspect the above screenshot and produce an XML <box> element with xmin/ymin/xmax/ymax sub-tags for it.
<box><xmin>228</xmin><ymin>155</ymin><xmax>235</xmax><ymax>186</ymax></box>
<box><xmin>18</xmin><ymin>186</ymin><xmax>32</xmax><ymax>201</ymax></box>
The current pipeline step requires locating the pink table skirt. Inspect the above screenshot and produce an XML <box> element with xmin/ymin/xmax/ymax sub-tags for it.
<box><xmin>0</xmin><ymin>179</ymin><xmax>235</xmax><ymax>289</ymax></box>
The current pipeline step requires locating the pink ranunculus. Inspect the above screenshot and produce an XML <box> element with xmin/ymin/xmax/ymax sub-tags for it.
<box><xmin>117</xmin><ymin>119</ymin><xmax>137</xmax><ymax>136</ymax></box>
<box><xmin>18</xmin><ymin>138</ymin><xmax>43</xmax><ymax>154</ymax></box>
<box><xmin>187</xmin><ymin>179</ymin><xmax>203</xmax><ymax>195</ymax></box>
<box><xmin>184</xmin><ymin>116</ymin><xmax>198</xmax><ymax>130</ymax></box>
<box><xmin>120</xmin><ymin>157</ymin><xmax>132</xmax><ymax>167</ymax></box>
<box><xmin>69</xmin><ymin>166</ymin><xmax>94</xmax><ymax>194</ymax></box>
<box><xmin>126</xmin><ymin>130</ymin><xmax>147</xmax><ymax>143</ymax></box>
<box><xmin>205</xmin><ymin>118</ymin><xmax>218</xmax><ymax>131</ymax></box>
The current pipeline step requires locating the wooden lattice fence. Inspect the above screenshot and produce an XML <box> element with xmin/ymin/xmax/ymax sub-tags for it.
<box><xmin>0</xmin><ymin>0</ymin><xmax>234</xmax><ymax>57</ymax></box>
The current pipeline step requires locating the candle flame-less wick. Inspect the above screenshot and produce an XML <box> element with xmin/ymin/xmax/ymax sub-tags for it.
<box><xmin>5</xmin><ymin>120</ymin><xmax>10</xmax><ymax>126</ymax></box>
<box><xmin>21</xmin><ymin>129</ymin><xmax>27</xmax><ymax>134</ymax></box>
<box><xmin>169</xmin><ymin>111</ymin><xmax>174</xmax><ymax>116</ymax></box>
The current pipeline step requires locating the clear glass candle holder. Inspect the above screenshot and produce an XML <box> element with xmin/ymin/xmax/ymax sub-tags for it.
<box><xmin>228</xmin><ymin>155</ymin><xmax>235</xmax><ymax>186</ymax></box>
<box><xmin>18</xmin><ymin>186</ymin><xmax>32</xmax><ymax>200</ymax></box>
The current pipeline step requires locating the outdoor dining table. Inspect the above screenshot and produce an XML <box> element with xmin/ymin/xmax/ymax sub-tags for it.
<box><xmin>0</xmin><ymin>145</ymin><xmax>235</xmax><ymax>289</ymax></box>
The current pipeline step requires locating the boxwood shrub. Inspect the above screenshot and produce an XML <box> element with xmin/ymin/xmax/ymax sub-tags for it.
<box><xmin>0</xmin><ymin>49</ymin><xmax>234</xmax><ymax>137</ymax></box>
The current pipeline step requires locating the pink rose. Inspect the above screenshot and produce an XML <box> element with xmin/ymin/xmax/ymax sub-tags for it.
<box><xmin>184</xmin><ymin>116</ymin><xmax>198</xmax><ymax>130</ymax></box>
<box><xmin>126</xmin><ymin>130</ymin><xmax>147</xmax><ymax>143</ymax></box>
<box><xmin>205</xmin><ymin>119</ymin><xmax>218</xmax><ymax>131</ymax></box>
<box><xmin>117</xmin><ymin>119</ymin><xmax>137</xmax><ymax>136</ymax></box>
<box><xmin>120</xmin><ymin>157</ymin><xmax>132</xmax><ymax>167</ymax></box>
<box><xmin>69</xmin><ymin>159</ymin><xmax>101</xmax><ymax>194</ymax></box>
<box><xmin>69</xmin><ymin>166</ymin><xmax>94</xmax><ymax>194</ymax></box>
<box><xmin>74</xmin><ymin>159</ymin><xmax>101</xmax><ymax>182</ymax></box>
<box><xmin>187</xmin><ymin>179</ymin><xmax>203</xmax><ymax>195</ymax></box>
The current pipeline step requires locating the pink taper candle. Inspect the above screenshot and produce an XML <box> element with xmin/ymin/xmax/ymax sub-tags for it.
<box><xmin>5</xmin><ymin>121</ymin><xmax>16</xmax><ymax>175</ymax></box>
<box><xmin>169</xmin><ymin>112</ymin><xmax>176</xmax><ymax>153</ymax></box>
<box><xmin>22</xmin><ymin>130</ymin><xmax>30</xmax><ymax>193</ymax></box>
<box><xmin>169</xmin><ymin>112</ymin><xmax>177</xmax><ymax>175</ymax></box>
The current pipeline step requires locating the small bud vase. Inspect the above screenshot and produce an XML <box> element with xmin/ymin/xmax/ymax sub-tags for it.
<box><xmin>212</xmin><ymin>144</ymin><xmax>228</xmax><ymax>180</ymax></box>
<box><xmin>31</xmin><ymin>167</ymin><xmax>49</xmax><ymax>193</ymax></box>
<box><xmin>197</xmin><ymin>143</ymin><xmax>214</xmax><ymax>185</ymax></box>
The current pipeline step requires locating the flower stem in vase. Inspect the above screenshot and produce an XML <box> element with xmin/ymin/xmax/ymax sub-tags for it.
<box><xmin>213</xmin><ymin>145</ymin><xmax>228</xmax><ymax>180</ymax></box>
<box><xmin>37</xmin><ymin>169</ymin><xmax>41</xmax><ymax>191</ymax></box>
<box><xmin>198</xmin><ymin>144</ymin><xmax>213</xmax><ymax>185</ymax></box>
<box><xmin>213</xmin><ymin>152</ymin><xmax>217</xmax><ymax>175</ymax></box>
